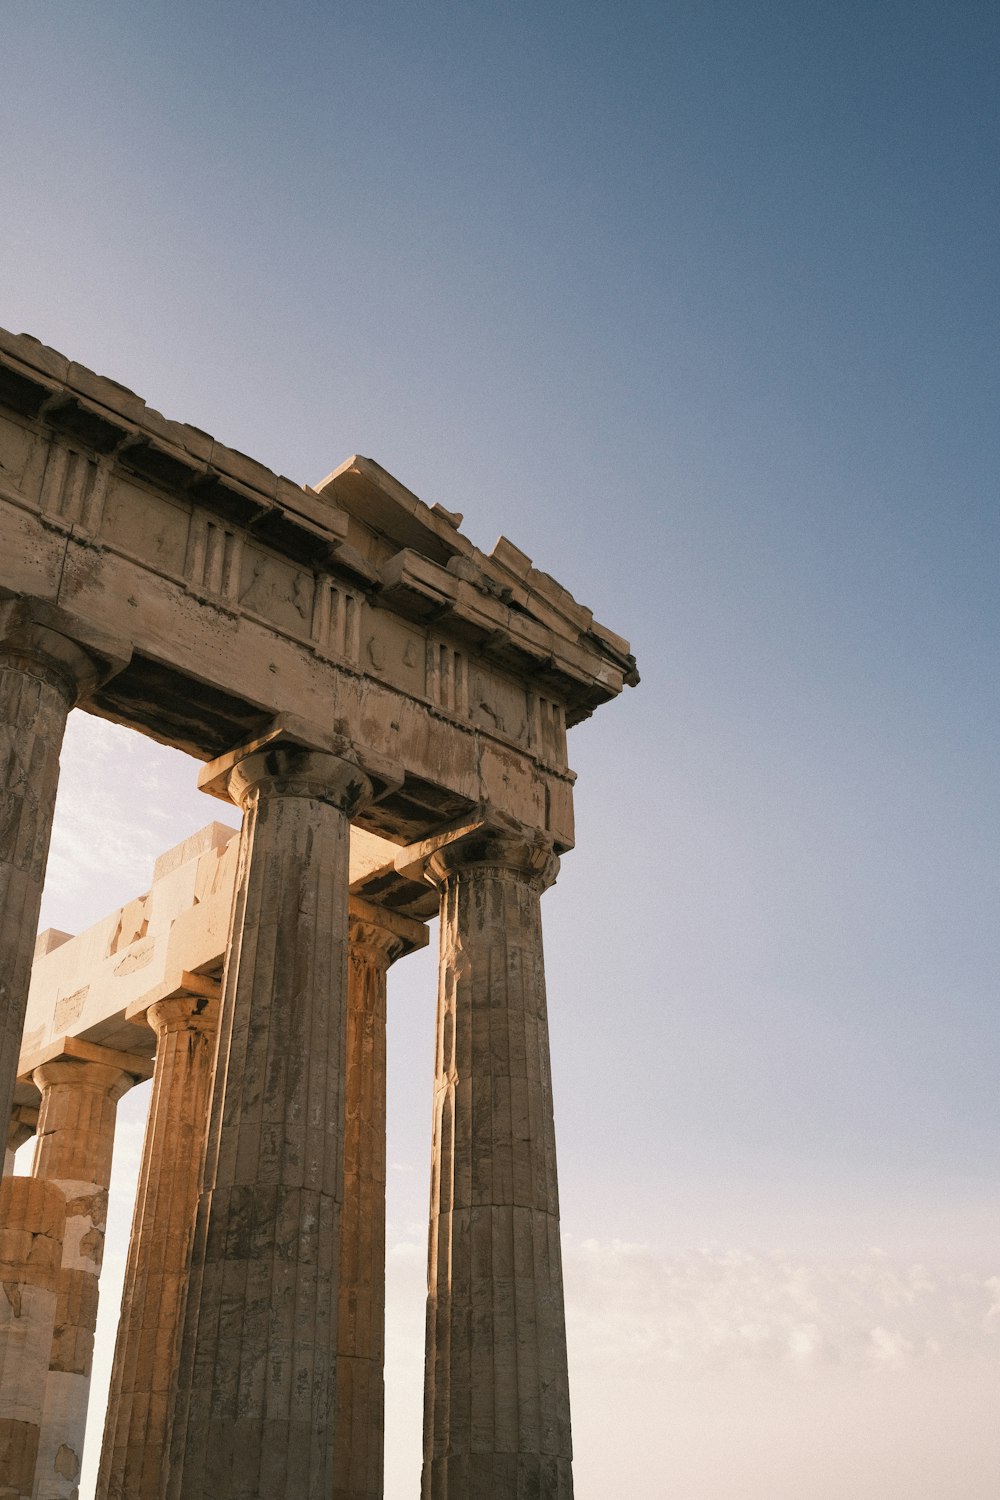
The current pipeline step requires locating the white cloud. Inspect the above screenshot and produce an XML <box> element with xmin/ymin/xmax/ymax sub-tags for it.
<box><xmin>563</xmin><ymin>1239</ymin><xmax>1000</xmax><ymax>1379</ymax></box>
<box><xmin>42</xmin><ymin>712</ymin><xmax>239</xmax><ymax>936</ymax></box>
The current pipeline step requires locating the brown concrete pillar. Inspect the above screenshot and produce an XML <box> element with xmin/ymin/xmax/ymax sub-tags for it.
<box><xmin>420</xmin><ymin>827</ymin><xmax>574</xmax><ymax>1500</ymax></box>
<box><xmin>334</xmin><ymin>899</ymin><xmax>426</xmax><ymax>1500</ymax></box>
<box><xmin>0</xmin><ymin>1177</ymin><xmax>64</xmax><ymax>1500</ymax></box>
<box><xmin>30</xmin><ymin>1051</ymin><xmax>149</xmax><ymax>1500</ymax></box>
<box><xmin>164</xmin><ymin>741</ymin><xmax>372</xmax><ymax>1500</ymax></box>
<box><xmin>0</xmin><ymin>598</ymin><xmax>129</xmax><ymax>1136</ymax></box>
<box><xmin>95</xmin><ymin>982</ymin><xmax>221</xmax><ymax>1500</ymax></box>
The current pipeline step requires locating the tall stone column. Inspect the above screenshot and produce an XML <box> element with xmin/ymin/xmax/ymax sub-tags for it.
<box><xmin>420</xmin><ymin>827</ymin><xmax>574</xmax><ymax>1500</ymax></box>
<box><xmin>165</xmin><ymin>741</ymin><xmax>372</xmax><ymax>1500</ymax></box>
<box><xmin>0</xmin><ymin>597</ymin><xmax>129</xmax><ymax>1135</ymax></box>
<box><xmin>0</xmin><ymin>1176</ymin><xmax>64</xmax><ymax>1500</ymax></box>
<box><xmin>30</xmin><ymin>1051</ymin><xmax>149</xmax><ymax>1500</ymax></box>
<box><xmin>334</xmin><ymin>899</ymin><xmax>426</xmax><ymax>1500</ymax></box>
<box><xmin>95</xmin><ymin>981</ymin><xmax>221</xmax><ymax>1500</ymax></box>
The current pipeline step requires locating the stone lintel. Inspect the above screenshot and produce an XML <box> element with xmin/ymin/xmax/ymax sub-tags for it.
<box><xmin>124</xmin><ymin>970</ymin><xmax>223</xmax><ymax>1031</ymax></box>
<box><xmin>151</xmin><ymin>822</ymin><xmax>236</xmax><ymax>881</ymax></box>
<box><xmin>1</xmin><ymin>329</ymin><xmax>637</xmax><ymax>731</ymax></box>
<box><xmin>197</xmin><ymin>712</ymin><xmax>404</xmax><ymax>805</ymax></box>
<box><xmin>348</xmin><ymin>896</ymin><xmax>428</xmax><ymax>959</ymax></box>
<box><xmin>16</xmin><ymin>1036</ymin><xmax>154</xmax><ymax>1094</ymax></box>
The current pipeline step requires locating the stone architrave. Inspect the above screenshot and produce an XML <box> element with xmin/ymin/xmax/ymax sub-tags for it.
<box><xmin>419</xmin><ymin>826</ymin><xmax>574</xmax><ymax>1500</ymax></box>
<box><xmin>164</xmin><ymin>738</ymin><xmax>373</xmax><ymax>1500</ymax></box>
<box><xmin>334</xmin><ymin>899</ymin><xmax>426</xmax><ymax>1500</ymax></box>
<box><xmin>95</xmin><ymin>979</ymin><xmax>221</xmax><ymax>1500</ymax></box>
<box><xmin>0</xmin><ymin>599</ymin><xmax>129</xmax><ymax>1136</ymax></box>
<box><xmin>0</xmin><ymin>1177</ymin><xmax>64</xmax><ymax>1500</ymax></box>
<box><xmin>30</xmin><ymin>1048</ymin><xmax>150</xmax><ymax>1500</ymax></box>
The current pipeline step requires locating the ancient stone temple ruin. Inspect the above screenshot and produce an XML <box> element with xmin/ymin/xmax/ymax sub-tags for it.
<box><xmin>0</xmin><ymin>328</ymin><xmax>638</xmax><ymax>1499</ymax></box>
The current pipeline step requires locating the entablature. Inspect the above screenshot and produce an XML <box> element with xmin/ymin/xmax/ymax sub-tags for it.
<box><xmin>0</xmin><ymin>328</ymin><xmax>636</xmax><ymax>847</ymax></box>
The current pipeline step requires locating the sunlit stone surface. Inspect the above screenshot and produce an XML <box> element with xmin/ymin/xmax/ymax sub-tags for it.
<box><xmin>0</xmin><ymin>328</ymin><xmax>636</xmax><ymax>1498</ymax></box>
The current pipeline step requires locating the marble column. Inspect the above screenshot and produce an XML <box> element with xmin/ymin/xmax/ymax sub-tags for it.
<box><xmin>334</xmin><ymin>900</ymin><xmax>426</xmax><ymax>1500</ymax></box>
<box><xmin>95</xmin><ymin>983</ymin><xmax>221</xmax><ymax>1500</ymax></box>
<box><xmin>165</xmin><ymin>742</ymin><xmax>372</xmax><ymax>1500</ymax></box>
<box><xmin>0</xmin><ymin>598</ymin><xmax>129</xmax><ymax>1135</ymax></box>
<box><xmin>30</xmin><ymin>1054</ymin><xmax>144</xmax><ymax>1500</ymax></box>
<box><xmin>0</xmin><ymin>1177</ymin><xmax>64</xmax><ymax>1500</ymax></box>
<box><xmin>421</xmin><ymin>828</ymin><xmax>574</xmax><ymax>1500</ymax></box>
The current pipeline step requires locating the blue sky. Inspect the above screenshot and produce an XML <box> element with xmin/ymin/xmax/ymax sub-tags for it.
<box><xmin>4</xmin><ymin>2</ymin><xmax>999</xmax><ymax>1495</ymax></box>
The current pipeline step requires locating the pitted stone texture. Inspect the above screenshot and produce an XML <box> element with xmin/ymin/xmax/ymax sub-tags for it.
<box><xmin>0</xmin><ymin>649</ymin><xmax>75</xmax><ymax>1141</ymax></box>
<box><xmin>30</xmin><ymin>1060</ymin><xmax>133</xmax><ymax>1500</ymax></box>
<box><xmin>0</xmin><ymin>600</ymin><xmax>128</xmax><ymax>1139</ymax></box>
<box><xmin>422</xmin><ymin>832</ymin><xmax>573</xmax><ymax>1499</ymax></box>
<box><xmin>332</xmin><ymin>911</ymin><xmax>407</xmax><ymax>1500</ymax></box>
<box><xmin>165</xmin><ymin>747</ymin><xmax>370</xmax><ymax>1500</ymax></box>
<box><xmin>0</xmin><ymin>1176</ymin><xmax>64</xmax><ymax>1500</ymax></box>
<box><xmin>96</xmin><ymin>994</ymin><xmax>219</xmax><ymax>1500</ymax></box>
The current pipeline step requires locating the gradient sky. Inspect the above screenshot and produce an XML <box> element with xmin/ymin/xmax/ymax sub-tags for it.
<box><xmin>3</xmin><ymin>3</ymin><xmax>999</xmax><ymax>1495</ymax></box>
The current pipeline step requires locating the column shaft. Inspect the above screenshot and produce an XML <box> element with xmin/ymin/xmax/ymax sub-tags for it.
<box><xmin>95</xmin><ymin>993</ymin><xmax>220</xmax><ymax>1500</ymax></box>
<box><xmin>0</xmin><ymin>1177</ymin><xmax>64</xmax><ymax>1500</ymax></box>
<box><xmin>165</xmin><ymin>746</ymin><xmax>371</xmax><ymax>1500</ymax></box>
<box><xmin>0</xmin><ymin>600</ymin><xmax>128</xmax><ymax>1137</ymax></box>
<box><xmin>0</xmin><ymin>656</ymin><xmax>74</xmax><ymax>1136</ymax></box>
<box><xmin>334</xmin><ymin>903</ymin><xmax>425</xmax><ymax>1500</ymax></box>
<box><xmin>30</xmin><ymin>1059</ymin><xmax>134</xmax><ymax>1500</ymax></box>
<box><xmin>422</xmin><ymin>832</ymin><xmax>573</xmax><ymax>1500</ymax></box>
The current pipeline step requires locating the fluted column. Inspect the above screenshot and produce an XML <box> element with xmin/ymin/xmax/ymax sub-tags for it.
<box><xmin>334</xmin><ymin>900</ymin><xmax>426</xmax><ymax>1500</ymax></box>
<box><xmin>421</xmin><ymin>827</ymin><xmax>573</xmax><ymax>1500</ymax></box>
<box><xmin>0</xmin><ymin>598</ymin><xmax>129</xmax><ymax>1134</ymax></box>
<box><xmin>164</xmin><ymin>741</ymin><xmax>372</xmax><ymax>1500</ymax></box>
<box><xmin>0</xmin><ymin>1177</ymin><xmax>64</xmax><ymax>1500</ymax></box>
<box><xmin>95</xmin><ymin>983</ymin><xmax>220</xmax><ymax>1500</ymax></box>
<box><xmin>30</xmin><ymin>1054</ymin><xmax>144</xmax><ymax>1500</ymax></box>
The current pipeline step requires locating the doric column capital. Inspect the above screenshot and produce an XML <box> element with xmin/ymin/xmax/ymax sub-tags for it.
<box><xmin>348</xmin><ymin>896</ymin><xmax>428</xmax><ymax>967</ymax></box>
<box><xmin>225</xmin><ymin>744</ymin><xmax>373</xmax><ymax>814</ymax></box>
<box><xmin>0</xmin><ymin>594</ymin><xmax>131</xmax><ymax>704</ymax></box>
<box><xmin>31</xmin><ymin>1057</ymin><xmax>135</xmax><ymax>1108</ymax></box>
<box><xmin>198</xmin><ymin>712</ymin><xmax>402</xmax><ymax>813</ymax></box>
<box><xmin>7</xmin><ymin>1103</ymin><xmax>38</xmax><ymax>1156</ymax></box>
<box><xmin>424</xmin><ymin>824</ymin><xmax>560</xmax><ymax>894</ymax></box>
<box><xmin>147</xmin><ymin>992</ymin><xmax>221</xmax><ymax>1037</ymax></box>
<box><xmin>128</xmin><ymin>972</ymin><xmax>223</xmax><ymax>1040</ymax></box>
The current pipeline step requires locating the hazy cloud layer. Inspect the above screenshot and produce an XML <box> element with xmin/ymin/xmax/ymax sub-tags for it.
<box><xmin>564</xmin><ymin>1237</ymin><xmax>999</xmax><ymax>1378</ymax></box>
